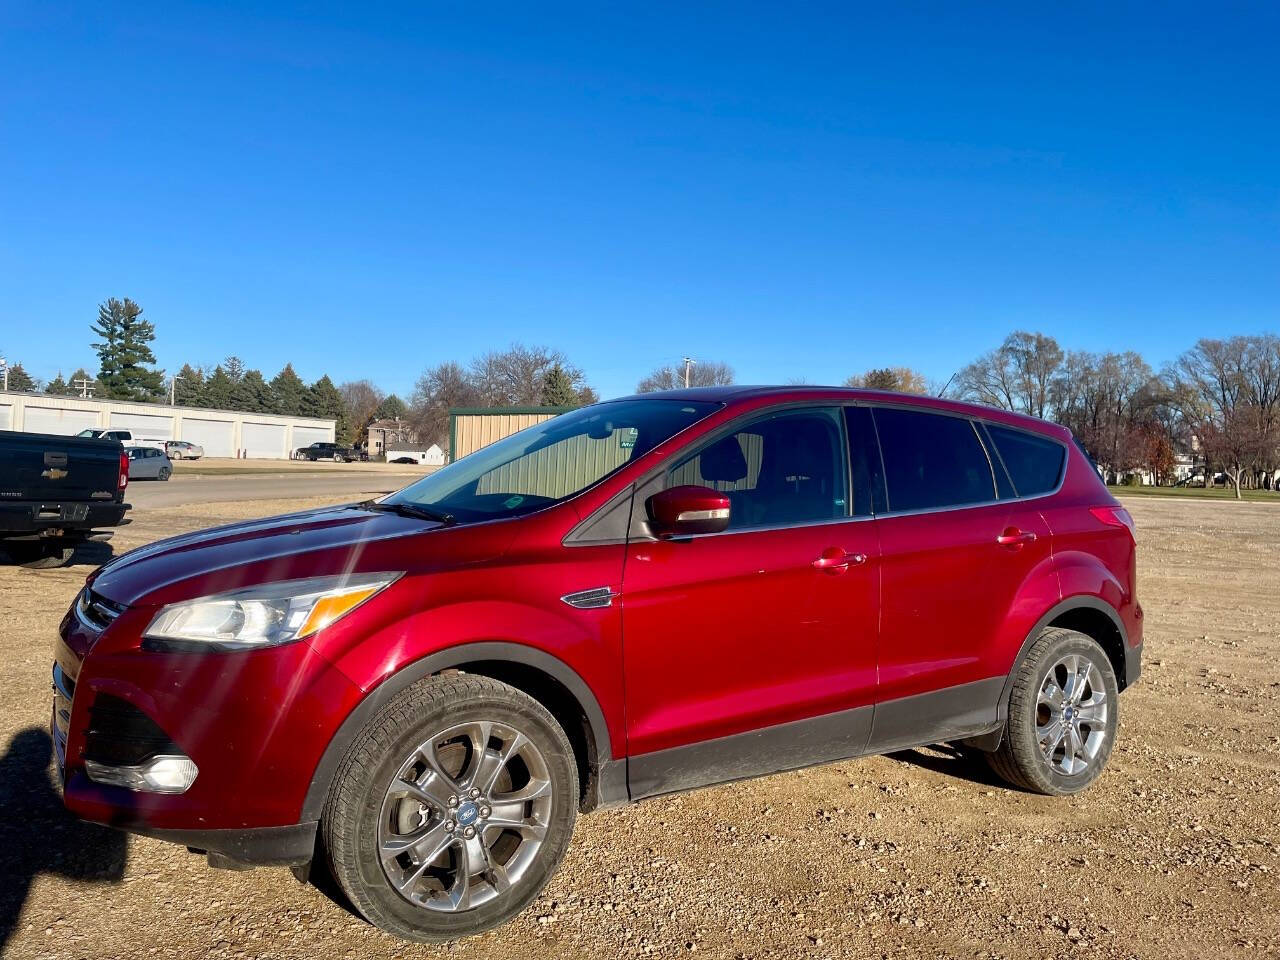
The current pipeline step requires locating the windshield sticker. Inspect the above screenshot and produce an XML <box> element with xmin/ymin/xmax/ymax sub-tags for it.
<box><xmin>503</xmin><ymin>495</ymin><xmax>525</xmax><ymax>509</ymax></box>
<box><xmin>619</xmin><ymin>427</ymin><xmax>639</xmax><ymax>449</ymax></box>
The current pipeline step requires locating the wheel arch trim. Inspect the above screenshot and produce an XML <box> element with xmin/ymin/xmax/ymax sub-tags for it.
<box><xmin>998</xmin><ymin>595</ymin><xmax>1130</xmax><ymax>724</ymax></box>
<box><xmin>300</xmin><ymin>641</ymin><xmax>614</xmax><ymax>822</ymax></box>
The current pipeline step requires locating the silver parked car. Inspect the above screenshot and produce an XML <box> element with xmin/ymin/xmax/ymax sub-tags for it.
<box><xmin>165</xmin><ymin>440</ymin><xmax>205</xmax><ymax>460</ymax></box>
<box><xmin>125</xmin><ymin>445</ymin><xmax>173</xmax><ymax>481</ymax></box>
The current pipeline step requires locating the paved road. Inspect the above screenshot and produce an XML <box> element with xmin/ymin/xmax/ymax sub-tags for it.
<box><xmin>125</xmin><ymin>472</ymin><xmax>411</xmax><ymax>508</ymax></box>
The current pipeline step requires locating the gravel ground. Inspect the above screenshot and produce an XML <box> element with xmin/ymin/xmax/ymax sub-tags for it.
<box><xmin>1</xmin><ymin>496</ymin><xmax>1277</xmax><ymax>960</ymax></box>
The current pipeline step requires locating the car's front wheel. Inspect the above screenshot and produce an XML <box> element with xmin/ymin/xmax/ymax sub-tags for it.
<box><xmin>986</xmin><ymin>627</ymin><xmax>1119</xmax><ymax>795</ymax></box>
<box><xmin>322</xmin><ymin>674</ymin><xmax>578</xmax><ymax>942</ymax></box>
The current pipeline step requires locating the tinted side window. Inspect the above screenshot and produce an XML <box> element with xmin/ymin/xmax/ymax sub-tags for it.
<box><xmin>872</xmin><ymin>407</ymin><xmax>996</xmax><ymax>512</ymax></box>
<box><xmin>987</xmin><ymin>424</ymin><xmax>1065</xmax><ymax>497</ymax></box>
<box><xmin>669</xmin><ymin>408</ymin><xmax>847</xmax><ymax>530</ymax></box>
<box><xmin>844</xmin><ymin>406</ymin><xmax>886</xmax><ymax>516</ymax></box>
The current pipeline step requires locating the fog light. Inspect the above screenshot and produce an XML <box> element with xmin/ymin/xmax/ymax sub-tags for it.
<box><xmin>84</xmin><ymin>754</ymin><xmax>199</xmax><ymax>794</ymax></box>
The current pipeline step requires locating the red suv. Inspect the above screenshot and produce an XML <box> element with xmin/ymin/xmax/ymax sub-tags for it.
<box><xmin>54</xmin><ymin>387</ymin><xmax>1142</xmax><ymax>941</ymax></box>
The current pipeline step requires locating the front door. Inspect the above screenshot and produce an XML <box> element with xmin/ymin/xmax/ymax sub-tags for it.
<box><xmin>621</xmin><ymin>406</ymin><xmax>880</xmax><ymax>798</ymax></box>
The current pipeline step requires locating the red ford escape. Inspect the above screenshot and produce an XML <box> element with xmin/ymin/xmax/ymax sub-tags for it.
<box><xmin>54</xmin><ymin>387</ymin><xmax>1141</xmax><ymax>941</ymax></box>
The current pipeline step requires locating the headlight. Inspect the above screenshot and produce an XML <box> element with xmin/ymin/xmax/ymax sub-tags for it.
<box><xmin>144</xmin><ymin>573</ymin><xmax>399</xmax><ymax>650</ymax></box>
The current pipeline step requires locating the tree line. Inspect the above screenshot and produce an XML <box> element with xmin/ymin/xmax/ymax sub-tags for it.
<box><xmin>7</xmin><ymin>298</ymin><xmax>1277</xmax><ymax>491</ymax></box>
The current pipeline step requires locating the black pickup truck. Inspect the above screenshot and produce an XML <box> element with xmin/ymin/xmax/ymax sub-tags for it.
<box><xmin>0</xmin><ymin>430</ymin><xmax>131</xmax><ymax>568</ymax></box>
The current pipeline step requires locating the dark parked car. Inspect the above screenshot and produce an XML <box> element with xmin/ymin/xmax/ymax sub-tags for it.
<box><xmin>293</xmin><ymin>441</ymin><xmax>353</xmax><ymax>462</ymax></box>
<box><xmin>55</xmin><ymin>387</ymin><xmax>1141</xmax><ymax>941</ymax></box>
<box><xmin>1</xmin><ymin>429</ymin><xmax>130</xmax><ymax>567</ymax></box>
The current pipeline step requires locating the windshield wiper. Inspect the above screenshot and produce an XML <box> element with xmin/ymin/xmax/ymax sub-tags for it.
<box><xmin>360</xmin><ymin>500</ymin><xmax>456</xmax><ymax>526</ymax></box>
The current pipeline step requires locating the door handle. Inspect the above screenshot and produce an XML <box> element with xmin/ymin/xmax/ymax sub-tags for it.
<box><xmin>812</xmin><ymin>548</ymin><xmax>867</xmax><ymax>573</ymax></box>
<box><xmin>997</xmin><ymin>527</ymin><xmax>1037</xmax><ymax>548</ymax></box>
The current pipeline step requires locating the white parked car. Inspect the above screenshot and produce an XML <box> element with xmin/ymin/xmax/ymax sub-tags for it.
<box><xmin>77</xmin><ymin>428</ymin><xmax>167</xmax><ymax>452</ymax></box>
<box><xmin>165</xmin><ymin>440</ymin><xmax>205</xmax><ymax>460</ymax></box>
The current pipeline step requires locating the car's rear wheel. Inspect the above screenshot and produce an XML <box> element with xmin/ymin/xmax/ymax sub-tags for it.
<box><xmin>322</xmin><ymin>674</ymin><xmax>578</xmax><ymax>942</ymax></box>
<box><xmin>986</xmin><ymin>628</ymin><xmax>1118</xmax><ymax>795</ymax></box>
<box><xmin>159</xmin><ymin>466</ymin><xmax>172</xmax><ymax>481</ymax></box>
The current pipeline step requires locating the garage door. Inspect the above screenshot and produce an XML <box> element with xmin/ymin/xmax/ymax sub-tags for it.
<box><xmin>292</xmin><ymin>425</ymin><xmax>331</xmax><ymax>450</ymax></box>
<box><xmin>181</xmin><ymin>418</ymin><xmax>235</xmax><ymax>458</ymax></box>
<box><xmin>242</xmin><ymin>421</ymin><xmax>287</xmax><ymax>459</ymax></box>
<box><xmin>0</xmin><ymin>403</ymin><xmax>11</xmax><ymax>431</ymax></box>
<box><xmin>109</xmin><ymin>411</ymin><xmax>174</xmax><ymax>441</ymax></box>
<box><xmin>22</xmin><ymin>406</ymin><xmax>100</xmax><ymax>435</ymax></box>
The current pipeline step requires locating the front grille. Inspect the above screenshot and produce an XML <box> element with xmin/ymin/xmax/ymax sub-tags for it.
<box><xmin>75</xmin><ymin>589</ymin><xmax>125</xmax><ymax>631</ymax></box>
<box><xmin>84</xmin><ymin>695</ymin><xmax>180</xmax><ymax>767</ymax></box>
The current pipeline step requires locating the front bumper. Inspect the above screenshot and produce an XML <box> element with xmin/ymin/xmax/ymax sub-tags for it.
<box><xmin>54</xmin><ymin>589</ymin><xmax>363</xmax><ymax>853</ymax></box>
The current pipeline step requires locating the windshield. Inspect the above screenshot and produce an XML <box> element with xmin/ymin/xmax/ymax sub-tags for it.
<box><xmin>382</xmin><ymin>398</ymin><xmax>719</xmax><ymax>523</ymax></box>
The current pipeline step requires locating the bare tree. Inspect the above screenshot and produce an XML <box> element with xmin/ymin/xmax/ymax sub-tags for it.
<box><xmin>844</xmin><ymin>367</ymin><xmax>929</xmax><ymax>394</ymax></box>
<box><xmin>1169</xmin><ymin>337</ymin><xmax>1276</xmax><ymax>498</ymax></box>
<box><xmin>957</xmin><ymin>331</ymin><xmax>1064</xmax><ymax>419</ymax></box>
<box><xmin>409</xmin><ymin>361</ymin><xmax>480</xmax><ymax>448</ymax></box>
<box><xmin>1053</xmin><ymin>350</ymin><xmax>1158</xmax><ymax>480</ymax></box>
<box><xmin>339</xmin><ymin>379</ymin><xmax>386</xmax><ymax>438</ymax></box>
<box><xmin>470</xmin><ymin>343</ymin><xmax>591</xmax><ymax>406</ymax></box>
<box><xmin>636</xmin><ymin>360</ymin><xmax>735</xmax><ymax>393</ymax></box>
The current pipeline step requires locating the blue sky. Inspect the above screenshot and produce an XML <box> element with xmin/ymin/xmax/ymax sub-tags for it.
<box><xmin>2</xmin><ymin>2</ymin><xmax>1277</xmax><ymax>400</ymax></box>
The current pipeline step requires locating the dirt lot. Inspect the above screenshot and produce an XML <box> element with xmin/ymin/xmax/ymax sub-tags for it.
<box><xmin>2</xmin><ymin>496</ymin><xmax>1277</xmax><ymax>960</ymax></box>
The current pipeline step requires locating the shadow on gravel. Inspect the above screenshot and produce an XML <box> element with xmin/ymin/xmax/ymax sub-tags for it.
<box><xmin>887</xmin><ymin>744</ymin><xmax>1009</xmax><ymax>788</ymax></box>
<box><xmin>0</xmin><ymin>728</ymin><xmax>127</xmax><ymax>954</ymax></box>
<box><xmin>67</xmin><ymin>540</ymin><xmax>116</xmax><ymax>568</ymax></box>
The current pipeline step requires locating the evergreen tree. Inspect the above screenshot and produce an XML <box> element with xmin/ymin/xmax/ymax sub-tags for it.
<box><xmin>6</xmin><ymin>363</ymin><xmax>36</xmax><ymax>392</ymax></box>
<box><xmin>270</xmin><ymin>363</ymin><xmax>309</xmax><ymax>415</ymax></box>
<box><xmin>375</xmin><ymin>393</ymin><xmax>408</xmax><ymax>420</ymax></box>
<box><xmin>232</xmin><ymin>369</ymin><xmax>274</xmax><ymax>412</ymax></box>
<box><xmin>174</xmin><ymin>363</ymin><xmax>205</xmax><ymax>406</ymax></box>
<box><xmin>202</xmin><ymin>365</ymin><xmax>234</xmax><ymax>409</ymax></box>
<box><xmin>305</xmin><ymin>375</ymin><xmax>351</xmax><ymax>443</ymax></box>
<box><xmin>91</xmin><ymin>298</ymin><xmax>165</xmax><ymax>401</ymax></box>
<box><xmin>223</xmin><ymin>355</ymin><xmax>246</xmax><ymax>382</ymax></box>
<box><xmin>44</xmin><ymin>372</ymin><xmax>70</xmax><ymax>396</ymax></box>
<box><xmin>539</xmin><ymin>363</ymin><xmax>578</xmax><ymax>406</ymax></box>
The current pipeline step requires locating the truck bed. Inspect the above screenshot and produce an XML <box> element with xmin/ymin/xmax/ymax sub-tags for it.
<box><xmin>0</xmin><ymin>430</ymin><xmax>130</xmax><ymax>538</ymax></box>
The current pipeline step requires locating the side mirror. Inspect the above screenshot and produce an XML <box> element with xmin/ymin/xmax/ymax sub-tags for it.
<box><xmin>646</xmin><ymin>485</ymin><xmax>731</xmax><ymax>539</ymax></box>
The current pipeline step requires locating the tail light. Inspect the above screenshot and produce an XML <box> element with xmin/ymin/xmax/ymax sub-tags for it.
<box><xmin>118</xmin><ymin>451</ymin><xmax>129</xmax><ymax>491</ymax></box>
<box><xmin>1090</xmin><ymin>505</ymin><xmax>1134</xmax><ymax>537</ymax></box>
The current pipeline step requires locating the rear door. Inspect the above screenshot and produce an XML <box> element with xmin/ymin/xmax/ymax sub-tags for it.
<box><xmin>869</xmin><ymin>406</ymin><xmax>1053</xmax><ymax>747</ymax></box>
<box><xmin>621</xmin><ymin>405</ymin><xmax>880</xmax><ymax>797</ymax></box>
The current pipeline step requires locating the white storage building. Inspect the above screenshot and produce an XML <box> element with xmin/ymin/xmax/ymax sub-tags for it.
<box><xmin>0</xmin><ymin>390</ymin><xmax>335</xmax><ymax>460</ymax></box>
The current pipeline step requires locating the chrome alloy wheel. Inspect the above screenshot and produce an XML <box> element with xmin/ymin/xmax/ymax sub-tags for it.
<box><xmin>1036</xmin><ymin>654</ymin><xmax>1109</xmax><ymax>776</ymax></box>
<box><xmin>378</xmin><ymin>720</ymin><xmax>553</xmax><ymax>912</ymax></box>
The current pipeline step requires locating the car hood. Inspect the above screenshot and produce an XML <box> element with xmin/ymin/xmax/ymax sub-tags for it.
<box><xmin>88</xmin><ymin>504</ymin><xmax>479</xmax><ymax>607</ymax></box>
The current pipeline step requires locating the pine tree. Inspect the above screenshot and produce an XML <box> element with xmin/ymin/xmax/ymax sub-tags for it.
<box><xmin>174</xmin><ymin>363</ymin><xmax>205</xmax><ymax>406</ymax></box>
<box><xmin>270</xmin><ymin>363</ymin><xmax>308</xmax><ymax>415</ymax></box>
<box><xmin>231</xmin><ymin>369</ymin><xmax>274</xmax><ymax>412</ymax></box>
<box><xmin>45</xmin><ymin>372</ymin><xmax>70</xmax><ymax>396</ymax></box>
<box><xmin>305</xmin><ymin>375</ymin><xmax>351</xmax><ymax>443</ymax></box>
<box><xmin>539</xmin><ymin>363</ymin><xmax>578</xmax><ymax>407</ymax></box>
<box><xmin>6</xmin><ymin>363</ymin><xmax>36</xmax><ymax>392</ymax></box>
<box><xmin>202</xmin><ymin>365</ymin><xmax>234</xmax><ymax>409</ymax></box>
<box><xmin>91</xmin><ymin>298</ymin><xmax>165</xmax><ymax>401</ymax></box>
<box><xmin>375</xmin><ymin>393</ymin><xmax>408</xmax><ymax>420</ymax></box>
<box><xmin>223</xmin><ymin>356</ymin><xmax>246</xmax><ymax>382</ymax></box>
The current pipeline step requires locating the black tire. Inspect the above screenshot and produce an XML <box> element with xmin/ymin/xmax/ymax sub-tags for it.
<box><xmin>159</xmin><ymin>466</ymin><xmax>172</xmax><ymax>481</ymax></box>
<box><xmin>322</xmin><ymin>673</ymin><xmax>578</xmax><ymax>942</ymax></box>
<box><xmin>986</xmin><ymin>628</ymin><xmax>1118</xmax><ymax>795</ymax></box>
<box><xmin>334</xmin><ymin>454</ymin><xmax>345</xmax><ymax>463</ymax></box>
<box><xmin>2</xmin><ymin>540</ymin><xmax>77</xmax><ymax>569</ymax></box>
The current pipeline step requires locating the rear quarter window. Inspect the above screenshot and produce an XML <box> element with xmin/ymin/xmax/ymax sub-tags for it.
<box><xmin>987</xmin><ymin>424</ymin><xmax>1066</xmax><ymax>497</ymax></box>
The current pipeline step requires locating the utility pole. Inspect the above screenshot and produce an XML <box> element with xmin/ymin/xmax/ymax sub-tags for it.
<box><xmin>0</xmin><ymin>356</ymin><xmax>8</xmax><ymax>392</ymax></box>
<box><xmin>682</xmin><ymin>357</ymin><xmax>695</xmax><ymax>388</ymax></box>
<box><xmin>74</xmin><ymin>376</ymin><xmax>96</xmax><ymax>398</ymax></box>
<box><xmin>170</xmin><ymin>374</ymin><xmax>184</xmax><ymax>406</ymax></box>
